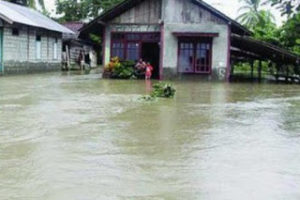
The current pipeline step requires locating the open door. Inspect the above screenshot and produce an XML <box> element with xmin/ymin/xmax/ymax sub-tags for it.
<box><xmin>141</xmin><ymin>42</ymin><xmax>160</xmax><ymax>79</ymax></box>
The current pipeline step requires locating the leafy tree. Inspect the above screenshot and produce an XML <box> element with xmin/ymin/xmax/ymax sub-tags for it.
<box><xmin>252</xmin><ymin>10</ymin><xmax>279</xmax><ymax>44</ymax></box>
<box><xmin>86</xmin><ymin>0</ymin><xmax>124</xmax><ymax>18</ymax></box>
<box><xmin>278</xmin><ymin>12</ymin><xmax>300</xmax><ymax>54</ymax></box>
<box><xmin>55</xmin><ymin>0</ymin><xmax>87</xmax><ymax>22</ymax></box>
<box><xmin>56</xmin><ymin>0</ymin><xmax>124</xmax><ymax>22</ymax></box>
<box><xmin>237</xmin><ymin>0</ymin><xmax>277</xmax><ymax>31</ymax></box>
<box><xmin>4</xmin><ymin>0</ymin><xmax>45</xmax><ymax>11</ymax></box>
<box><xmin>267</xmin><ymin>0</ymin><xmax>300</xmax><ymax>17</ymax></box>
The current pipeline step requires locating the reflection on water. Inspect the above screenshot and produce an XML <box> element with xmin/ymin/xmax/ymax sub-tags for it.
<box><xmin>0</xmin><ymin>72</ymin><xmax>299</xmax><ymax>200</ymax></box>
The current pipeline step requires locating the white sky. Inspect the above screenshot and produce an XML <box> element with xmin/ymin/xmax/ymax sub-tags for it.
<box><xmin>44</xmin><ymin>0</ymin><xmax>284</xmax><ymax>25</ymax></box>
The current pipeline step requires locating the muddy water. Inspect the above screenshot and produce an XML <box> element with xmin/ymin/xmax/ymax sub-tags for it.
<box><xmin>0</xmin><ymin>72</ymin><xmax>299</xmax><ymax>200</ymax></box>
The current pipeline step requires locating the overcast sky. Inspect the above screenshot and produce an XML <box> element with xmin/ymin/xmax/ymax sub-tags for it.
<box><xmin>44</xmin><ymin>0</ymin><xmax>284</xmax><ymax>25</ymax></box>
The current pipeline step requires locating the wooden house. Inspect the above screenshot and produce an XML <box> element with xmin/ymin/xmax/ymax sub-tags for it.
<box><xmin>62</xmin><ymin>22</ymin><xmax>98</xmax><ymax>70</ymax></box>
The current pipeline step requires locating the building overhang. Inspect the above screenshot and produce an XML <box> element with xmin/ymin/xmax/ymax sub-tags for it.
<box><xmin>172</xmin><ymin>32</ymin><xmax>219</xmax><ymax>38</ymax></box>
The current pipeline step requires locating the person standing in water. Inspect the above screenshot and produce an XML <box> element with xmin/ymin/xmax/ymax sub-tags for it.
<box><xmin>135</xmin><ymin>58</ymin><xmax>146</xmax><ymax>78</ymax></box>
<box><xmin>145</xmin><ymin>62</ymin><xmax>153</xmax><ymax>80</ymax></box>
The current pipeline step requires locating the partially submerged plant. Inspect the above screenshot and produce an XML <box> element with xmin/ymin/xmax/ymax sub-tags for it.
<box><xmin>151</xmin><ymin>82</ymin><xmax>176</xmax><ymax>98</ymax></box>
<box><xmin>112</xmin><ymin>60</ymin><xmax>135</xmax><ymax>79</ymax></box>
<box><xmin>104</xmin><ymin>56</ymin><xmax>121</xmax><ymax>73</ymax></box>
<box><xmin>140</xmin><ymin>82</ymin><xmax>176</xmax><ymax>101</ymax></box>
<box><xmin>139</xmin><ymin>95</ymin><xmax>156</xmax><ymax>101</ymax></box>
<box><xmin>104</xmin><ymin>57</ymin><xmax>136</xmax><ymax>79</ymax></box>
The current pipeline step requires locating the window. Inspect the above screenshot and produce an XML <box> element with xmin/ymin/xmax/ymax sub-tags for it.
<box><xmin>178</xmin><ymin>38</ymin><xmax>212</xmax><ymax>74</ymax></box>
<box><xmin>12</xmin><ymin>28</ymin><xmax>19</xmax><ymax>36</ymax></box>
<box><xmin>110</xmin><ymin>33</ymin><xmax>160</xmax><ymax>61</ymax></box>
<box><xmin>111</xmin><ymin>42</ymin><xmax>125</xmax><ymax>59</ymax></box>
<box><xmin>126</xmin><ymin>34</ymin><xmax>140</xmax><ymax>41</ymax></box>
<box><xmin>36</xmin><ymin>35</ymin><xmax>41</xmax><ymax>59</ymax></box>
<box><xmin>195</xmin><ymin>42</ymin><xmax>211</xmax><ymax>73</ymax></box>
<box><xmin>126</xmin><ymin>42</ymin><xmax>139</xmax><ymax>61</ymax></box>
<box><xmin>53</xmin><ymin>38</ymin><xmax>58</xmax><ymax>59</ymax></box>
<box><xmin>178</xmin><ymin>42</ymin><xmax>194</xmax><ymax>73</ymax></box>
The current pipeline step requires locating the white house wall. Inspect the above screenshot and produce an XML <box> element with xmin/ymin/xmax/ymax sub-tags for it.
<box><xmin>161</xmin><ymin>0</ymin><xmax>230</xmax><ymax>80</ymax></box>
<box><xmin>2</xmin><ymin>23</ymin><xmax>62</xmax><ymax>74</ymax></box>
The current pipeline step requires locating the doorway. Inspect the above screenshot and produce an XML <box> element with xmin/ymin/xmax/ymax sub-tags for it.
<box><xmin>141</xmin><ymin>42</ymin><xmax>160</xmax><ymax>79</ymax></box>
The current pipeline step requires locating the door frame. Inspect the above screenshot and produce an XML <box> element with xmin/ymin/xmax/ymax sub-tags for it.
<box><xmin>141</xmin><ymin>42</ymin><xmax>160</xmax><ymax>79</ymax></box>
<box><xmin>177</xmin><ymin>37</ymin><xmax>213</xmax><ymax>75</ymax></box>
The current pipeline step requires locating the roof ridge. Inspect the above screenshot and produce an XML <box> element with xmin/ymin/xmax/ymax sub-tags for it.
<box><xmin>0</xmin><ymin>0</ymin><xmax>74</xmax><ymax>34</ymax></box>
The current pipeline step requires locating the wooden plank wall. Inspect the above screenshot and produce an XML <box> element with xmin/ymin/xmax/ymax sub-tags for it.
<box><xmin>165</xmin><ymin>0</ymin><xmax>226</xmax><ymax>25</ymax></box>
<box><xmin>111</xmin><ymin>0</ymin><xmax>162</xmax><ymax>24</ymax></box>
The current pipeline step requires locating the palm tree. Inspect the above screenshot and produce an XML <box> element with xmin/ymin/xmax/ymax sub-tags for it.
<box><xmin>237</xmin><ymin>0</ymin><xmax>275</xmax><ymax>29</ymax></box>
<box><xmin>237</xmin><ymin>0</ymin><xmax>263</xmax><ymax>28</ymax></box>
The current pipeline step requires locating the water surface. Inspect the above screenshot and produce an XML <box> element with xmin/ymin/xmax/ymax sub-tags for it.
<box><xmin>0</xmin><ymin>72</ymin><xmax>299</xmax><ymax>200</ymax></box>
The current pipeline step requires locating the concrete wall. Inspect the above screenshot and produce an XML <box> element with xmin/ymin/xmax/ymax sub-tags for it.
<box><xmin>161</xmin><ymin>0</ymin><xmax>229</xmax><ymax>80</ymax></box>
<box><xmin>1</xmin><ymin>23</ymin><xmax>62</xmax><ymax>74</ymax></box>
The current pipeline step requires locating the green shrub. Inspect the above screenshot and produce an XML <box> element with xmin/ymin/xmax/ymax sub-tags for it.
<box><xmin>112</xmin><ymin>60</ymin><xmax>135</xmax><ymax>79</ymax></box>
<box><xmin>151</xmin><ymin>82</ymin><xmax>176</xmax><ymax>98</ymax></box>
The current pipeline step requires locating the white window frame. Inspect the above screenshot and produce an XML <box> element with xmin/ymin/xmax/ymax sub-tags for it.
<box><xmin>53</xmin><ymin>38</ymin><xmax>58</xmax><ymax>60</ymax></box>
<box><xmin>36</xmin><ymin>35</ymin><xmax>41</xmax><ymax>60</ymax></box>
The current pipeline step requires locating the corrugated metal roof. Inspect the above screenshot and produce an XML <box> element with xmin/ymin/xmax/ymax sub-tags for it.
<box><xmin>0</xmin><ymin>0</ymin><xmax>74</xmax><ymax>34</ymax></box>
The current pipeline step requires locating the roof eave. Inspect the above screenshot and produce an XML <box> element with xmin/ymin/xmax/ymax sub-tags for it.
<box><xmin>191</xmin><ymin>0</ymin><xmax>252</xmax><ymax>36</ymax></box>
<box><xmin>79</xmin><ymin>0</ymin><xmax>141</xmax><ymax>33</ymax></box>
<box><xmin>0</xmin><ymin>14</ymin><xmax>13</xmax><ymax>24</ymax></box>
<box><xmin>80</xmin><ymin>0</ymin><xmax>252</xmax><ymax>36</ymax></box>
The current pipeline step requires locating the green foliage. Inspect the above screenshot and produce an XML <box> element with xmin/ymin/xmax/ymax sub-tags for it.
<box><xmin>89</xmin><ymin>33</ymin><xmax>101</xmax><ymax>45</ymax></box>
<box><xmin>251</xmin><ymin>10</ymin><xmax>280</xmax><ymax>44</ymax></box>
<box><xmin>4</xmin><ymin>0</ymin><xmax>45</xmax><ymax>11</ymax></box>
<box><xmin>151</xmin><ymin>82</ymin><xmax>176</xmax><ymax>98</ymax></box>
<box><xmin>267</xmin><ymin>0</ymin><xmax>300</xmax><ymax>17</ymax></box>
<box><xmin>278</xmin><ymin>12</ymin><xmax>300</xmax><ymax>55</ymax></box>
<box><xmin>234</xmin><ymin>61</ymin><xmax>270</xmax><ymax>74</ymax></box>
<box><xmin>140</xmin><ymin>82</ymin><xmax>176</xmax><ymax>102</ymax></box>
<box><xmin>56</xmin><ymin>0</ymin><xmax>124</xmax><ymax>22</ymax></box>
<box><xmin>55</xmin><ymin>0</ymin><xmax>87</xmax><ymax>22</ymax></box>
<box><xmin>111</xmin><ymin>60</ymin><xmax>136</xmax><ymax>79</ymax></box>
<box><xmin>237</xmin><ymin>0</ymin><xmax>264</xmax><ymax>29</ymax></box>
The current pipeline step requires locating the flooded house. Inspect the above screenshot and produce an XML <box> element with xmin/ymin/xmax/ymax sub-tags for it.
<box><xmin>80</xmin><ymin>0</ymin><xmax>299</xmax><ymax>81</ymax></box>
<box><xmin>0</xmin><ymin>0</ymin><xmax>73</xmax><ymax>75</ymax></box>
<box><xmin>80</xmin><ymin>0</ymin><xmax>250</xmax><ymax>80</ymax></box>
<box><xmin>62</xmin><ymin>21</ymin><xmax>97</xmax><ymax>70</ymax></box>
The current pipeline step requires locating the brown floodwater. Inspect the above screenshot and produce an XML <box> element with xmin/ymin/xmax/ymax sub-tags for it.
<box><xmin>0</xmin><ymin>71</ymin><xmax>299</xmax><ymax>200</ymax></box>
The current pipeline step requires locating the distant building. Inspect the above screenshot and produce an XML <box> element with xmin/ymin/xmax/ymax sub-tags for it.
<box><xmin>80</xmin><ymin>0</ymin><xmax>299</xmax><ymax>80</ymax></box>
<box><xmin>62</xmin><ymin>21</ymin><xmax>97</xmax><ymax>70</ymax></box>
<box><xmin>0</xmin><ymin>0</ymin><xmax>73</xmax><ymax>75</ymax></box>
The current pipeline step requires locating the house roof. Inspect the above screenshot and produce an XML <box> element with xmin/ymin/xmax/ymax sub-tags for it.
<box><xmin>62</xmin><ymin>21</ymin><xmax>85</xmax><ymax>34</ymax></box>
<box><xmin>80</xmin><ymin>0</ymin><xmax>252</xmax><ymax>36</ymax></box>
<box><xmin>231</xmin><ymin>34</ymin><xmax>300</xmax><ymax>65</ymax></box>
<box><xmin>0</xmin><ymin>0</ymin><xmax>74</xmax><ymax>34</ymax></box>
